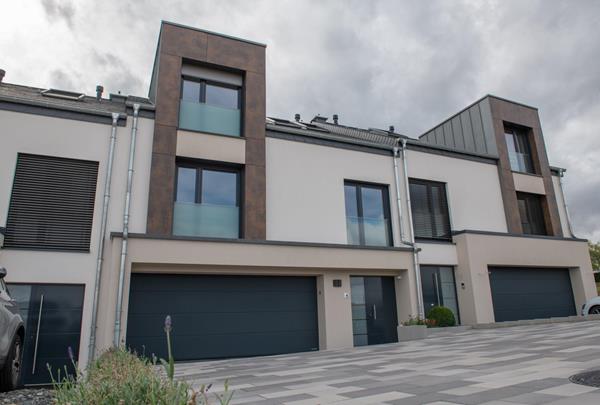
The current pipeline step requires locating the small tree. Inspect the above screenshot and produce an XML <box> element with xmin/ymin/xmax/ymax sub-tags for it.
<box><xmin>590</xmin><ymin>242</ymin><xmax>600</xmax><ymax>273</ymax></box>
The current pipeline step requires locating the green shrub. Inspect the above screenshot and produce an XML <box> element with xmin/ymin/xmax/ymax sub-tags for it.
<box><xmin>51</xmin><ymin>315</ymin><xmax>234</xmax><ymax>404</ymax></box>
<box><xmin>51</xmin><ymin>348</ymin><xmax>191</xmax><ymax>405</ymax></box>
<box><xmin>426</xmin><ymin>306</ymin><xmax>456</xmax><ymax>327</ymax></box>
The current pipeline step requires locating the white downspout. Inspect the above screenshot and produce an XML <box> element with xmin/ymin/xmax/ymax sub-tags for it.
<box><xmin>400</xmin><ymin>139</ymin><xmax>425</xmax><ymax>319</ymax></box>
<box><xmin>88</xmin><ymin>112</ymin><xmax>120</xmax><ymax>364</ymax></box>
<box><xmin>392</xmin><ymin>141</ymin><xmax>406</xmax><ymax>244</ymax></box>
<box><xmin>114</xmin><ymin>103</ymin><xmax>140</xmax><ymax>346</ymax></box>
<box><xmin>558</xmin><ymin>168</ymin><xmax>576</xmax><ymax>237</ymax></box>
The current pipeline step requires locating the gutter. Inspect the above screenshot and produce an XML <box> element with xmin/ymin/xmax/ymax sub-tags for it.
<box><xmin>400</xmin><ymin>139</ymin><xmax>425</xmax><ymax>319</ymax></box>
<box><xmin>114</xmin><ymin>104</ymin><xmax>140</xmax><ymax>346</ymax></box>
<box><xmin>88</xmin><ymin>112</ymin><xmax>120</xmax><ymax>364</ymax></box>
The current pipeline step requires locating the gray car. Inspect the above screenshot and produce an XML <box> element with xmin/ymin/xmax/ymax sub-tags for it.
<box><xmin>0</xmin><ymin>267</ymin><xmax>24</xmax><ymax>391</ymax></box>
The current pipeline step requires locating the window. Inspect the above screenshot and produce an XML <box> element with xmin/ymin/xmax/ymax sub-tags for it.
<box><xmin>344</xmin><ymin>181</ymin><xmax>392</xmax><ymax>246</ymax></box>
<box><xmin>505</xmin><ymin>125</ymin><xmax>535</xmax><ymax>174</ymax></box>
<box><xmin>4</xmin><ymin>153</ymin><xmax>98</xmax><ymax>251</ymax></box>
<box><xmin>409</xmin><ymin>179</ymin><xmax>451</xmax><ymax>241</ymax></box>
<box><xmin>173</xmin><ymin>163</ymin><xmax>240</xmax><ymax>238</ymax></box>
<box><xmin>179</xmin><ymin>77</ymin><xmax>241</xmax><ymax>137</ymax></box>
<box><xmin>517</xmin><ymin>192</ymin><xmax>547</xmax><ymax>235</ymax></box>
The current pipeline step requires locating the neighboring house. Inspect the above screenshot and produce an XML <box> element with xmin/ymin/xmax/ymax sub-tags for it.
<box><xmin>0</xmin><ymin>21</ymin><xmax>595</xmax><ymax>385</ymax></box>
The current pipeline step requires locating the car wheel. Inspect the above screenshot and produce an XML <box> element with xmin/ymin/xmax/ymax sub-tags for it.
<box><xmin>0</xmin><ymin>334</ymin><xmax>23</xmax><ymax>392</ymax></box>
<box><xmin>589</xmin><ymin>306</ymin><xmax>600</xmax><ymax>315</ymax></box>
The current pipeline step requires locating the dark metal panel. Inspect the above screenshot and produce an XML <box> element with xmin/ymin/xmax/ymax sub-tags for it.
<box><xmin>126</xmin><ymin>274</ymin><xmax>319</xmax><ymax>360</ymax></box>
<box><xmin>489</xmin><ymin>267</ymin><xmax>576</xmax><ymax>322</ymax></box>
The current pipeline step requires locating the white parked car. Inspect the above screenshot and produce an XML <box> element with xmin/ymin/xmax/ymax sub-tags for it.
<box><xmin>581</xmin><ymin>296</ymin><xmax>600</xmax><ymax>315</ymax></box>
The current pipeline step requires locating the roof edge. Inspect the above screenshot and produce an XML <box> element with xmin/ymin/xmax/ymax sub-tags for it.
<box><xmin>161</xmin><ymin>20</ymin><xmax>267</xmax><ymax>48</ymax></box>
<box><xmin>418</xmin><ymin>94</ymin><xmax>539</xmax><ymax>139</ymax></box>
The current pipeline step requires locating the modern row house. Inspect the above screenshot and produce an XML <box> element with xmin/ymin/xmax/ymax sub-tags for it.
<box><xmin>0</xmin><ymin>21</ymin><xmax>595</xmax><ymax>386</ymax></box>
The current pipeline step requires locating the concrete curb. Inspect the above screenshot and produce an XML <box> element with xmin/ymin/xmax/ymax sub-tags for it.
<box><xmin>472</xmin><ymin>314</ymin><xmax>600</xmax><ymax>329</ymax></box>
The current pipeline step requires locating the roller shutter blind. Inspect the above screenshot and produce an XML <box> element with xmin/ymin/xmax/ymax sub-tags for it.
<box><xmin>4</xmin><ymin>153</ymin><xmax>99</xmax><ymax>251</ymax></box>
<box><xmin>408</xmin><ymin>179</ymin><xmax>451</xmax><ymax>240</ymax></box>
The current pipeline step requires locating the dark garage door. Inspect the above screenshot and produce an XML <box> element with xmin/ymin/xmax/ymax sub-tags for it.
<box><xmin>489</xmin><ymin>267</ymin><xmax>576</xmax><ymax>322</ymax></box>
<box><xmin>126</xmin><ymin>274</ymin><xmax>319</xmax><ymax>360</ymax></box>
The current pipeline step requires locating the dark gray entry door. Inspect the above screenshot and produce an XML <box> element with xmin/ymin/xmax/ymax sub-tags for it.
<box><xmin>7</xmin><ymin>283</ymin><xmax>84</xmax><ymax>386</ymax></box>
<box><xmin>489</xmin><ymin>267</ymin><xmax>576</xmax><ymax>322</ymax></box>
<box><xmin>126</xmin><ymin>274</ymin><xmax>319</xmax><ymax>360</ymax></box>
<box><xmin>351</xmin><ymin>276</ymin><xmax>398</xmax><ymax>346</ymax></box>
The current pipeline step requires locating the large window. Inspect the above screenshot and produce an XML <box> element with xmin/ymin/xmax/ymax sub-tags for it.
<box><xmin>409</xmin><ymin>179</ymin><xmax>451</xmax><ymax>241</ymax></box>
<box><xmin>517</xmin><ymin>192</ymin><xmax>547</xmax><ymax>235</ymax></box>
<box><xmin>505</xmin><ymin>125</ymin><xmax>535</xmax><ymax>174</ymax></box>
<box><xmin>344</xmin><ymin>181</ymin><xmax>392</xmax><ymax>247</ymax></box>
<box><xmin>4</xmin><ymin>153</ymin><xmax>98</xmax><ymax>251</ymax></box>
<box><xmin>179</xmin><ymin>77</ymin><xmax>241</xmax><ymax>137</ymax></box>
<box><xmin>173</xmin><ymin>162</ymin><xmax>240</xmax><ymax>238</ymax></box>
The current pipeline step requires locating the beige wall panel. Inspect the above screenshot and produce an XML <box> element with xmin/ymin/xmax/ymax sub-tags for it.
<box><xmin>176</xmin><ymin>130</ymin><xmax>246</xmax><ymax>164</ymax></box>
<box><xmin>266</xmin><ymin>138</ymin><xmax>405</xmax><ymax>247</ymax></box>
<box><xmin>0</xmin><ymin>110</ymin><xmax>155</xmax><ymax>366</ymax></box>
<box><xmin>417</xmin><ymin>242</ymin><xmax>458</xmax><ymax>266</ymax></box>
<box><xmin>512</xmin><ymin>172</ymin><xmax>546</xmax><ymax>195</ymax></box>
<box><xmin>406</xmin><ymin>150</ymin><xmax>508</xmax><ymax>233</ymax></box>
<box><xmin>454</xmin><ymin>233</ymin><xmax>595</xmax><ymax>324</ymax></box>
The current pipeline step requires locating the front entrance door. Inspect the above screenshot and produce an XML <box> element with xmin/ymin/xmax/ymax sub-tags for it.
<box><xmin>7</xmin><ymin>284</ymin><xmax>84</xmax><ymax>386</ymax></box>
<box><xmin>350</xmin><ymin>276</ymin><xmax>398</xmax><ymax>346</ymax></box>
<box><xmin>420</xmin><ymin>266</ymin><xmax>459</xmax><ymax>322</ymax></box>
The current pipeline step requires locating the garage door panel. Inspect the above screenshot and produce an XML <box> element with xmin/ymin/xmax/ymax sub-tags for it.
<box><xmin>127</xmin><ymin>330</ymin><xmax>319</xmax><ymax>360</ymax></box>
<box><xmin>489</xmin><ymin>267</ymin><xmax>575</xmax><ymax>322</ymax></box>
<box><xmin>127</xmin><ymin>310</ymin><xmax>318</xmax><ymax>336</ymax></box>
<box><xmin>127</xmin><ymin>274</ymin><xmax>319</xmax><ymax>360</ymax></box>
<box><xmin>129</xmin><ymin>290</ymin><xmax>317</xmax><ymax>313</ymax></box>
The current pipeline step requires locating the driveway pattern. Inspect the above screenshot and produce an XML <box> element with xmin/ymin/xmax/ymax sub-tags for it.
<box><xmin>175</xmin><ymin>320</ymin><xmax>600</xmax><ymax>404</ymax></box>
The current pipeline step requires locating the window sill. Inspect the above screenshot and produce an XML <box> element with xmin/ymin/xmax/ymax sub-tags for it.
<box><xmin>415</xmin><ymin>238</ymin><xmax>454</xmax><ymax>244</ymax></box>
<box><xmin>511</xmin><ymin>170</ymin><xmax>542</xmax><ymax>178</ymax></box>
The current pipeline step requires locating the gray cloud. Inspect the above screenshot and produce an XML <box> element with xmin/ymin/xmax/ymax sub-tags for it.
<box><xmin>40</xmin><ymin>0</ymin><xmax>75</xmax><ymax>29</ymax></box>
<box><xmin>3</xmin><ymin>0</ymin><xmax>599</xmax><ymax>241</ymax></box>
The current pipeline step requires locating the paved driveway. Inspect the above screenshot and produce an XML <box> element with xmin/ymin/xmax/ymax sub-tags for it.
<box><xmin>175</xmin><ymin>320</ymin><xmax>600</xmax><ymax>404</ymax></box>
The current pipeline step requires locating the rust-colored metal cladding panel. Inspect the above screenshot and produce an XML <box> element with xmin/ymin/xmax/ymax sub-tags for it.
<box><xmin>160</xmin><ymin>23</ymin><xmax>208</xmax><ymax>60</ymax></box>
<box><xmin>206</xmin><ymin>35</ymin><xmax>266</xmax><ymax>74</ymax></box>
<box><xmin>152</xmin><ymin>124</ymin><xmax>178</xmax><ymax>156</ymax></box>
<box><xmin>154</xmin><ymin>54</ymin><xmax>182</xmax><ymax>127</ymax></box>
<box><xmin>244</xmin><ymin>164</ymin><xmax>267</xmax><ymax>240</ymax></box>
<box><xmin>244</xmin><ymin>71</ymin><xmax>267</xmax><ymax>139</ymax></box>
<box><xmin>146</xmin><ymin>22</ymin><xmax>267</xmax><ymax>238</ymax></box>
<box><xmin>488</xmin><ymin>97</ymin><xmax>563</xmax><ymax>236</ymax></box>
<box><xmin>146</xmin><ymin>153</ymin><xmax>176</xmax><ymax>235</ymax></box>
<box><xmin>245</xmin><ymin>138</ymin><xmax>266</xmax><ymax>166</ymax></box>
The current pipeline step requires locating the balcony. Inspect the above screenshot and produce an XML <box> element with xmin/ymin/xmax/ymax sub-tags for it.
<box><xmin>178</xmin><ymin>101</ymin><xmax>241</xmax><ymax>137</ymax></box>
<box><xmin>346</xmin><ymin>216</ymin><xmax>391</xmax><ymax>247</ymax></box>
<box><xmin>173</xmin><ymin>201</ymin><xmax>239</xmax><ymax>238</ymax></box>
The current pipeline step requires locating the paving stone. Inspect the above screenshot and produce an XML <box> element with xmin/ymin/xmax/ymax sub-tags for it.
<box><xmin>173</xmin><ymin>320</ymin><xmax>600</xmax><ymax>404</ymax></box>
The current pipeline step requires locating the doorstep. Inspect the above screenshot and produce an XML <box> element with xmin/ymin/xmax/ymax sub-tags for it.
<box><xmin>472</xmin><ymin>314</ymin><xmax>600</xmax><ymax>329</ymax></box>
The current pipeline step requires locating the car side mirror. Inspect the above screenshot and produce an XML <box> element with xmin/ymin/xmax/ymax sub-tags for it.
<box><xmin>0</xmin><ymin>267</ymin><xmax>6</xmax><ymax>279</ymax></box>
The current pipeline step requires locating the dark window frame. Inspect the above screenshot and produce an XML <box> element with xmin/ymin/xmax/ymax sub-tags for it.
<box><xmin>504</xmin><ymin>124</ymin><xmax>535</xmax><ymax>174</ymax></box>
<box><xmin>344</xmin><ymin>180</ymin><xmax>393</xmax><ymax>247</ymax></box>
<box><xmin>180</xmin><ymin>76</ymin><xmax>241</xmax><ymax>110</ymax></box>
<box><xmin>516</xmin><ymin>192</ymin><xmax>547</xmax><ymax>236</ymax></box>
<box><xmin>408</xmin><ymin>178</ymin><xmax>452</xmax><ymax>241</ymax></box>
<box><xmin>174</xmin><ymin>159</ymin><xmax>243</xmax><ymax>237</ymax></box>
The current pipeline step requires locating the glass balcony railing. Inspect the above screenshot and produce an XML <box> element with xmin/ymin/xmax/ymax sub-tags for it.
<box><xmin>508</xmin><ymin>151</ymin><xmax>534</xmax><ymax>174</ymax></box>
<box><xmin>178</xmin><ymin>101</ymin><xmax>241</xmax><ymax>137</ymax></box>
<box><xmin>346</xmin><ymin>216</ymin><xmax>391</xmax><ymax>247</ymax></box>
<box><xmin>173</xmin><ymin>201</ymin><xmax>239</xmax><ymax>238</ymax></box>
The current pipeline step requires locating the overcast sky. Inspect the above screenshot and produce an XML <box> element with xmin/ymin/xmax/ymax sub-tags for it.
<box><xmin>2</xmin><ymin>0</ymin><xmax>599</xmax><ymax>242</ymax></box>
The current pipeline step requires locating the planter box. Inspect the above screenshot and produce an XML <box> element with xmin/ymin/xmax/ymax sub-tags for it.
<box><xmin>397</xmin><ymin>325</ymin><xmax>427</xmax><ymax>341</ymax></box>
